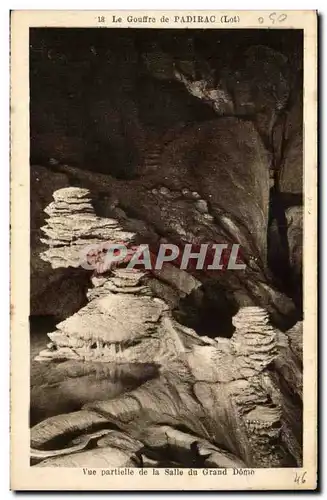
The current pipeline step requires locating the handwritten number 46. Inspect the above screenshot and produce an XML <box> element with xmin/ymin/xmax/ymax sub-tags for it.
<box><xmin>258</xmin><ymin>13</ymin><xmax>287</xmax><ymax>24</ymax></box>
<box><xmin>294</xmin><ymin>471</ymin><xmax>307</xmax><ymax>485</ymax></box>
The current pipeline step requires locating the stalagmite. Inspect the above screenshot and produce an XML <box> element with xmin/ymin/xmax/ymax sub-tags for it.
<box><xmin>32</xmin><ymin>187</ymin><xmax>303</xmax><ymax>468</ymax></box>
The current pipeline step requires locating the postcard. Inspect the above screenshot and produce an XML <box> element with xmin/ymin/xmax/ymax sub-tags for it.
<box><xmin>10</xmin><ymin>10</ymin><xmax>317</xmax><ymax>490</ymax></box>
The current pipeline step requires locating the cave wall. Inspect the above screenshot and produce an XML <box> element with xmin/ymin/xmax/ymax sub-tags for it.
<box><xmin>30</xmin><ymin>28</ymin><xmax>303</xmax><ymax>324</ymax></box>
<box><xmin>30</xmin><ymin>28</ymin><xmax>303</xmax><ymax>175</ymax></box>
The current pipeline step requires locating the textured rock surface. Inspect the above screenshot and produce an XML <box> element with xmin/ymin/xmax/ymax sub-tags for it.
<box><xmin>32</xmin><ymin>85</ymin><xmax>302</xmax><ymax>326</ymax></box>
<box><xmin>40</xmin><ymin>116</ymin><xmax>298</xmax><ymax>327</ymax></box>
<box><xmin>286</xmin><ymin>321</ymin><xmax>303</xmax><ymax>362</ymax></box>
<box><xmin>32</xmin><ymin>189</ymin><xmax>302</xmax><ymax>467</ymax></box>
<box><xmin>31</xmin><ymin>361</ymin><xmax>159</xmax><ymax>425</ymax></box>
<box><xmin>34</xmin><ymin>186</ymin><xmax>207</xmax><ymax>365</ymax></box>
<box><xmin>30</xmin><ymin>166</ymin><xmax>90</xmax><ymax>317</ymax></box>
<box><xmin>32</xmin><ymin>297</ymin><xmax>302</xmax><ymax>468</ymax></box>
<box><xmin>158</xmin><ymin>118</ymin><xmax>271</xmax><ymax>263</ymax></box>
<box><xmin>174</xmin><ymin>45</ymin><xmax>291</xmax><ymax>141</ymax></box>
<box><xmin>30</xmin><ymin>29</ymin><xmax>302</xmax><ymax>177</ymax></box>
<box><xmin>40</xmin><ymin>187</ymin><xmax>136</xmax><ymax>269</ymax></box>
<box><xmin>267</xmin><ymin>204</ymin><xmax>303</xmax><ymax>310</ymax></box>
<box><xmin>187</xmin><ymin>307</ymin><xmax>278</xmax><ymax>382</ymax></box>
<box><xmin>29</xmin><ymin>30</ymin><xmax>304</xmax><ymax>469</ymax></box>
<box><xmin>279</xmin><ymin>136</ymin><xmax>303</xmax><ymax>195</ymax></box>
<box><xmin>286</xmin><ymin>206</ymin><xmax>303</xmax><ymax>281</ymax></box>
<box><xmin>279</xmin><ymin>94</ymin><xmax>303</xmax><ymax>195</ymax></box>
<box><xmin>35</xmin><ymin>267</ymin><xmax>207</xmax><ymax>366</ymax></box>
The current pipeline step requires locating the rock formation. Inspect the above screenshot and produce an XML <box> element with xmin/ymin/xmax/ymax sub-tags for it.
<box><xmin>40</xmin><ymin>187</ymin><xmax>136</xmax><ymax>269</ymax></box>
<box><xmin>29</xmin><ymin>30</ymin><xmax>304</xmax><ymax>469</ymax></box>
<box><xmin>31</xmin><ymin>188</ymin><xmax>303</xmax><ymax>468</ymax></box>
<box><xmin>172</xmin><ymin>45</ymin><xmax>291</xmax><ymax>143</ymax></box>
<box><xmin>30</xmin><ymin>166</ymin><xmax>90</xmax><ymax>318</ymax></box>
<box><xmin>286</xmin><ymin>206</ymin><xmax>303</xmax><ymax>282</ymax></box>
<box><xmin>29</xmin><ymin>30</ymin><xmax>303</xmax><ymax>326</ymax></box>
<box><xmin>279</xmin><ymin>92</ymin><xmax>303</xmax><ymax>195</ymax></box>
<box><xmin>35</xmin><ymin>119</ymin><xmax>297</xmax><ymax>329</ymax></box>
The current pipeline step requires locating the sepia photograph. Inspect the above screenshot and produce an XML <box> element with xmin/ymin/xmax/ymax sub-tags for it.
<box><xmin>10</xmin><ymin>10</ymin><xmax>317</xmax><ymax>490</ymax></box>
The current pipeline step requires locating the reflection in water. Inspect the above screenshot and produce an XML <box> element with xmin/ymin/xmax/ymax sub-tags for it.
<box><xmin>30</xmin><ymin>316</ymin><xmax>160</xmax><ymax>426</ymax></box>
